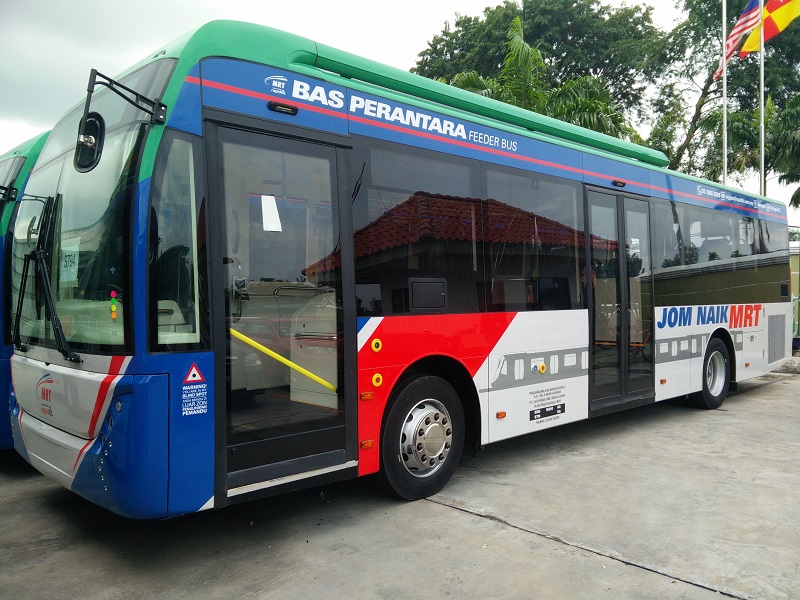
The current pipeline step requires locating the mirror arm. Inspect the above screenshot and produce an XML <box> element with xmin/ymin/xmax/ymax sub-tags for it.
<box><xmin>80</xmin><ymin>68</ymin><xmax>167</xmax><ymax>128</ymax></box>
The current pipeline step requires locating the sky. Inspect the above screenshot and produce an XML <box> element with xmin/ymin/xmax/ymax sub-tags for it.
<box><xmin>1</xmin><ymin>0</ymin><xmax>797</xmax><ymax>224</ymax></box>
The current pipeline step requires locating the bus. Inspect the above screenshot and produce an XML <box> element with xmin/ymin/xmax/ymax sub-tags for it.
<box><xmin>0</xmin><ymin>131</ymin><xmax>49</xmax><ymax>448</ymax></box>
<box><xmin>8</xmin><ymin>21</ymin><xmax>791</xmax><ymax>518</ymax></box>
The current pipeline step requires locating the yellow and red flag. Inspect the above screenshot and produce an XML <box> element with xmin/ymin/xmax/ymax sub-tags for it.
<box><xmin>740</xmin><ymin>0</ymin><xmax>800</xmax><ymax>56</ymax></box>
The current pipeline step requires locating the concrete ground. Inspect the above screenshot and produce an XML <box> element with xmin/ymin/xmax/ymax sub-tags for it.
<box><xmin>0</xmin><ymin>373</ymin><xmax>797</xmax><ymax>600</ymax></box>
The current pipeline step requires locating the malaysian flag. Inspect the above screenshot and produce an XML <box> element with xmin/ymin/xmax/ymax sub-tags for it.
<box><xmin>714</xmin><ymin>0</ymin><xmax>762</xmax><ymax>80</ymax></box>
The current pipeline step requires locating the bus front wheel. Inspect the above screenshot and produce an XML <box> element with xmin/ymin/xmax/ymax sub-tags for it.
<box><xmin>691</xmin><ymin>338</ymin><xmax>730</xmax><ymax>409</ymax></box>
<box><xmin>379</xmin><ymin>375</ymin><xmax>465</xmax><ymax>500</ymax></box>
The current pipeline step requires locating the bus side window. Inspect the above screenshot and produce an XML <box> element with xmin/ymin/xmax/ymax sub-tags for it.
<box><xmin>485</xmin><ymin>169</ymin><xmax>583</xmax><ymax>311</ymax></box>
<box><xmin>148</xmin><ymin>132</ymin><xmax>206</xmax><ymax>349</ymax></box>
<box><xmin>651</xmin><ymin>199</ymin><xmax>688</xmax><ymax>268</ymax></box>
<box><xmin>351</xmin><ymin>143</ymin><xmax>477</xmax><ymax>316</ymax></box>
<box><xmin>758</xmin><ymin>218</ymin><xmax>788</xmax><ymax>254</ymax></box>
<box><xmin>737</xmin><ymin>217</ymin><xmax>756</xmax><ymax>256</ymax></box>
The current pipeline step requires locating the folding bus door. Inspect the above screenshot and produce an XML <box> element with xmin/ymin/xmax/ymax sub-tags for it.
<box><xmin>207</xmin><ymin>123</ymin><xmax>354</xmax><ymax>495</ymax></box>
<box><xmin>587</xmin><ymin>189</ymin><xmax>654</xmax><ymax>413</ymax></box>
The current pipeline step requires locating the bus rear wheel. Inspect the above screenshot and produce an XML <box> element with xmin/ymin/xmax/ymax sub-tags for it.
<box><xmin>691</xmin><ymin>337</ymin><xmax>730</xmax><ymax>409</ymax></box>
<box><xmin>379</xmin><ymin>375</ymin><xmax>464</xmax><ymax>500</ymax></box>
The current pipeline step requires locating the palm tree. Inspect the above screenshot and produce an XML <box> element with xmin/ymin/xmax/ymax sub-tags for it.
<box><xmin>445</xmin><ymin>71</ymin><xmax>512</xmax><ymax>104</ymax></box>
<box><xmin>446</xmin><ymin>17</ymin><xmax>639</xmax><ymax>141</ymax></box>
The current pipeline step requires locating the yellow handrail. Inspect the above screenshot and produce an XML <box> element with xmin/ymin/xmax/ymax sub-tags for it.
<box><xmin>229</xmin><ymin>327</ymin><xmax>337</xmax><ymax>392</ymax></box>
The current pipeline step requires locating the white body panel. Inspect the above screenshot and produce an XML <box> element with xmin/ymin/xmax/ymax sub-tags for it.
<box><xmin>16</xmin><ymin>409</ymin><xmax>89</xmax><ymax>490</ymax></box>
<box><xmin>653</xmin><ymin>302</ymin><xmax>791</xmax><ymax>400</ymax></box>
<box><xmin>474</xmin><ymin>311</ymin><xmax>590</xmax><ymax>444</ymax></box>
<box><xmin>12</xmin><ymin>351</ymin><xmax>131</xmax><ymax>439</ymax></box>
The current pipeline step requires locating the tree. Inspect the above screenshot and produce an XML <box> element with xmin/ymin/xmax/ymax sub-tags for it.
<box><xmin>414</xmin><ymin>0</ymin><xmax>664</xmax><ymax>111</ymax></box>
<box><xmin>522</xmin><ymin>0</ymin><xmax>663</xmax><ymax>112</ymax></box>
<box><xmin>644</xmin><ymin>0</ymin><xmax>800</xmax><ymax>191</ymax></box>
<box><xmin>678</xmin><ymin>67</ymin><xmax>800</xmax><ymax>206</ymax></box>
<box><xmin>446</xmin><ymin>17</ymin><xmax>637</xmax><ymax>140</ymax></box>
<box><xmin>415</xmin><ymin>0</ymin><xmax>800</xmax><ymax>202</ymax></box>
<box><xmin>413</xmin><ymin>2</ymin><xmax>519</xmax><ymax>83</ymax></box>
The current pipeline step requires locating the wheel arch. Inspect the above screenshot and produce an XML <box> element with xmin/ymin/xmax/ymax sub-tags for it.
<box><xmin>388</xmin><ymin>355</ymin><xmax>481</xmax><ymax>458</ymax></box>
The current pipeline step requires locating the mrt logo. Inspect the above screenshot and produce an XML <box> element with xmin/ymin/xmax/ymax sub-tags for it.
<box><xmin>36</xmin><ymin>373</ymin><xmax>54</xmax><ymax>402</ymax></box>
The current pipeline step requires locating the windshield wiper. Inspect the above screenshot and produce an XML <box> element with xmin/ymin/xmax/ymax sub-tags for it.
<box><xmin>13</xmin><ymin>194</ymin><xmax>81</xmax><ymax>363</ymax></box>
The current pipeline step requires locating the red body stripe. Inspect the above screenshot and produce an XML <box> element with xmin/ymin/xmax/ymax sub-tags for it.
<box><xmin>73</xmin><ymin>438</ymin><xmax>94</xmax><ymax>473</ymax></box>
<box><xmin>356</xmin><ymin>313</ymin><xmax>516</xmax><ymax>476</ymax></box>
<box><xmin>87</xmin><ymin>356</ymin><xmax>127</xmax><ymax>438</ymax></box>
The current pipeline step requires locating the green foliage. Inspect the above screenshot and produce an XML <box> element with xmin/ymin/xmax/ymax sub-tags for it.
<box><xmin>698</xmin><ymin>95</ymin><xmax>800</xmax><ymax>205</ymax></box>
<box><xmin>444</xmin><ymin>17</ymin><xmax>636</xmax><ymax>140</ymax></box>
<box><xmin>413</xmin><ymin>2</ymin><xmax>518</xmax><ymax>82</ymax></box>
<box><xmin>414</xmin><ymin>0</ymin><xmax>662</xmax><ymax>111</ymax></box>
<box><xmin>414</xmin><ymin>0</ymin><xmax>800</xmax><ymax>202</ymax></box>
<box><xmin>524</xmin><ymin>0</ymin><xmax>663</xmax><ymax>111</ymax></box>
<box><xmin>645</xmin><ymin>84</ymin><xmax>687</xmax><ymax>159</ymax></box>
<box><xmin>654</xmin><ymin>0</ymin><xmax>800</xmax><ymax>197</ymax></box>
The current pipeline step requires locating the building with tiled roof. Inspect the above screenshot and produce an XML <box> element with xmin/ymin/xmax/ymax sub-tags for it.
<box><xmin>305</xmin><ymin>192</ymin><xmax>615</xmax><ymax>316</ymax></box>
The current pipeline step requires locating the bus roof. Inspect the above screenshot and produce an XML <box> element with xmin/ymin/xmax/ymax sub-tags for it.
<box><xmin>97</xmin><ymin>20</ymin><xmax>785</xmax><ymax>216</ymax></box>
<box><xmin>0</xmin><ymin>130</ymin><xmax>49</xmax><ymax>233</ymax></box>
<box><xmin>142</xmin><ymin>20</ymin><xmax>669</xmax><ymax>168</ymax></box>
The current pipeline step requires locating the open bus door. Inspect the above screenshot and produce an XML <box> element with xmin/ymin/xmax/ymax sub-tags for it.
<box><xmin>586</xmin><ymin>189</ymin><xmax>655</xmax><ymax>414</ymax></box>
<box><xmin>207</xmin><ymin>123</ymin><xmax>356</xmax><ymax>501</ymax></box>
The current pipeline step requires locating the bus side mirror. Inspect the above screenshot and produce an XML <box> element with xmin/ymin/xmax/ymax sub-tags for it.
<box><xmin>74</xmin><ymin>111</ymin><xmax>105</xmax><ymax>172</ymax></box>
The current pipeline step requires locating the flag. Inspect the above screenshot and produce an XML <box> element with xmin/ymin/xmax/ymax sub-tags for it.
<box><xmin>714</xmin><ymin>0</ymin><xmax>762</xmax><ymax>80</ymax></box>
<box><xmin>740</xmin><ymin>0</ymin><xmax>800</xmax><ymax>56</ymax></box>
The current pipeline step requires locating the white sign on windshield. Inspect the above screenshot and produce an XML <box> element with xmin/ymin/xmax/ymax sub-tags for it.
<box><xmin>261</xmin><ymin>195</ymin><xmax>282</xmax><ymax>232</ymax></box>
<box><xmin>60</xmin><ymin>240</ymin><xmax>80</xmax><ymax>282</ymax></box>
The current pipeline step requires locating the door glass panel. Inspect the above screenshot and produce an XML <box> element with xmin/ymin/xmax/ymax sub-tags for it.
<box><xmin>588</xmin><ymin>192</ymin><xmax>621</xmax><ymax>400</ymax></box>
<box><xmin>625</xmin><ymin>199</ymin><xmax>654</xmax><ymax>394</ymax></box>
<box><xmin>219</xmin><ymin>129</ymin><xmax>343</xmax><ymax>465</ymax></box>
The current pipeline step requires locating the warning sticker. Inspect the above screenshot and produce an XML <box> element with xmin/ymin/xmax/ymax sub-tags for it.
<box><xmin>182</xmin><ymin>364</ymin><xmax>208</xmax><ymax>416</ymax></box>
<box><xmin>184</xmin><ymin>364</ymin><xmax>205</xmax><ymax>384</ymax></box>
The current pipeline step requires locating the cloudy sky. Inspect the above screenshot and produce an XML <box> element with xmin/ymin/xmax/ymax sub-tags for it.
<box><xmin>1</xmin><ymin>0</ymin><xmax>796</xmax><ymax>221</ymax></box>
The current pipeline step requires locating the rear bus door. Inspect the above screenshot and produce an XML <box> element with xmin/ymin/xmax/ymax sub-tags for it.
<box><xmin>586</xmin><ymin>189</ymin><xmax>655</xmax><ymax>413</ymax></box>
<box><xmin>207</xmin><ymin>122</ymin><xmax>356</xmax><ymax>500</ymax></box>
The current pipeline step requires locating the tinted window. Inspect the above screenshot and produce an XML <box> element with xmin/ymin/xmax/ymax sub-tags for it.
<box><xmin>0</xmin><ymin>156</ymin><xmax>24</xmax><ymax>188</ymax></box>
<box><xmin>650</xmin><ymin>197</ymin><xmax>789</xmax><ymax>305</ymax></box>
<box><xmin>686</xmin><ymin>206</ymin><xmax>756</xmax><ymax>263</ymax></box>
<box><xmin>352</xmin><ymin>141</ymin><xmax>479</xmax><ymax>316</ymax></box>
<box><xmin>351</xmin><ymin>139</ymin><xmax>585</xmax><ymax>315</ymax></box>
<box><xmin>651</xmin><ymin>199</ymin><xmax>690</xmax><ymax>268</ymax></box>
<box><xmin>484</xmin><ymin>168</ymin><xmax>583</xmax><ymax>311</ymax></box>
<box><xmin>148</xmin><ymin>130</ymin><xmax>208</xmax><ymax>351</ymax></box>
<box><xmin>759</xmin><ymin>218</ymin><xmax>788</xmax><ymax>254</ymax></box>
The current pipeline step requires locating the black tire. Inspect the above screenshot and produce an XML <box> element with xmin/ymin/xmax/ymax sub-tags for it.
<box><xmin>379</xmin><ymin>375</ymin><xmax>465</xmax><ymax>500</ymax></box>
<box><xmin>690</xmin><ymin>337</ymin><xmax>730</xmax><ymax>409</ymax></box>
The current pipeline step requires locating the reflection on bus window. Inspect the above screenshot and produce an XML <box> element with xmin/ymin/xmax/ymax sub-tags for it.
<box><xmin>351</xmin><ymin>142</ymin><xmax>585</xmax><ymax>316</ymax></box>
<box><xmin>148</xmin><ymin>132</ymin><xmax>206</xmax><ymax>349</ymax></box>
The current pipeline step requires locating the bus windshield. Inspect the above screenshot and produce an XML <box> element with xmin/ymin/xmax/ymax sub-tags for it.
<box><xmin>10</xmin><ymin>59</ymin><xmax>175</xmax><ymax>354</ymax></box>
<box><xmin>0</xmin><ymin>156</ymin><xmax>24</xmax><ymax>189</ymax></box>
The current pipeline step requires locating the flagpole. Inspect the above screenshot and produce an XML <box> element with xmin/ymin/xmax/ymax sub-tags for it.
<box><xmin>759</xmin><ymin>0</ymin><xmax>766</xmax><ymax>196</ymax></box>
<box><xmin>722</xmin><ymin>0</ymin><xmax>728</xmax><ymax>185</ymax></box>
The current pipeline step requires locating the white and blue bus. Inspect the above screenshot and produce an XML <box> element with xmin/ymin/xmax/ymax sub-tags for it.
<box><xmin>8</xmin><ymin>21</ymin><xmax>791</xmax><ymax>517</ymax></box>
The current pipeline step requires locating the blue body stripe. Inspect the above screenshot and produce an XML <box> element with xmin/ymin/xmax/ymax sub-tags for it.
<box><xmin>177</xmin><ymin>59</ymin><xmax>786</xmax><ymax>223</ymax></box>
